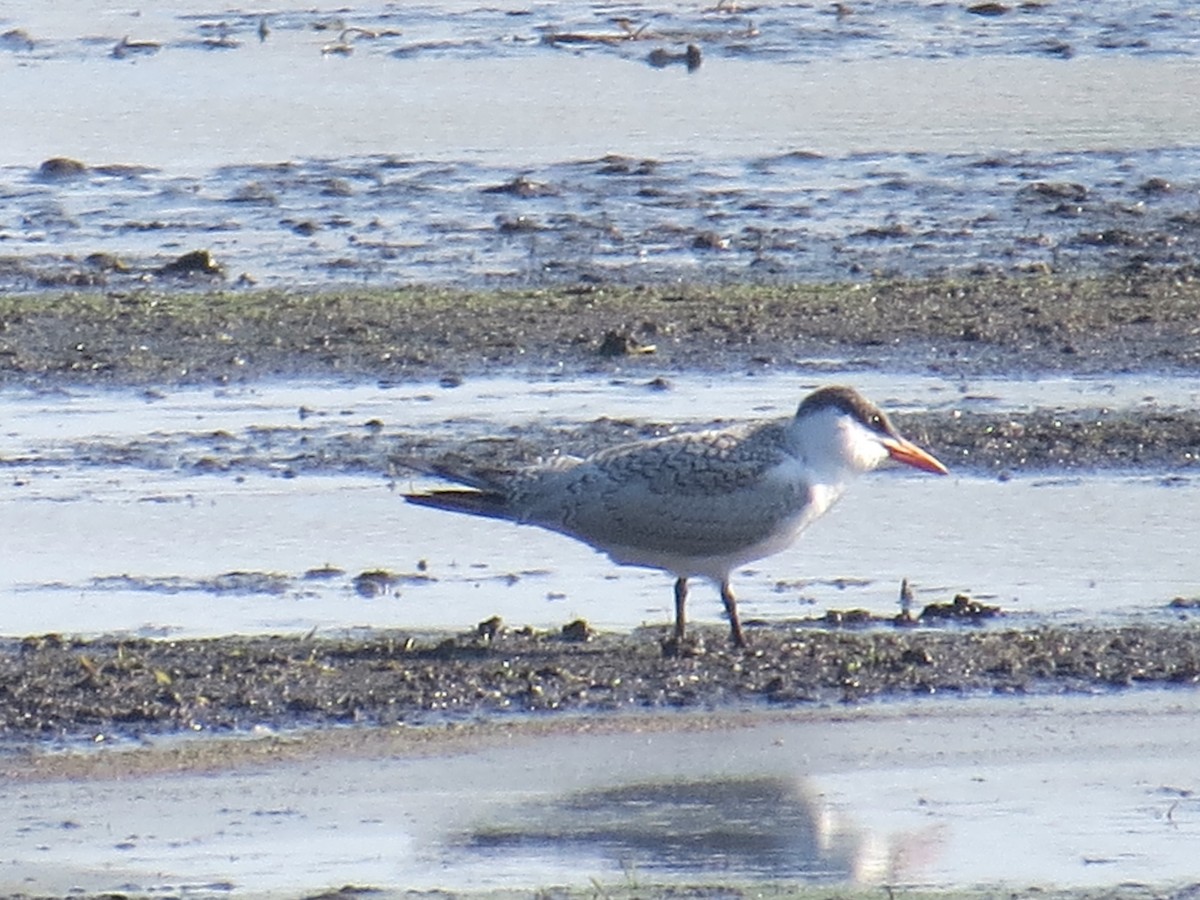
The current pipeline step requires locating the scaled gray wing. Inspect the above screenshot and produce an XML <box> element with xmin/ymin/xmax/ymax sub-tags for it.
<box><xmin>514</xmin><ymin>423</ymin><xmax>813</xmax><ymax>557</ymax></box>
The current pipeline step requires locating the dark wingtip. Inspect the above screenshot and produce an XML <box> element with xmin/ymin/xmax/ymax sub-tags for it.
<box><xmin>405</xmin><ymin>489</ymin><xmax>514</xmax><ymax>521</ymax></box>
<box><xmin>392</xmin><ymin>455</ymin><xmax>510</xmax><ymax>492</ymax></box>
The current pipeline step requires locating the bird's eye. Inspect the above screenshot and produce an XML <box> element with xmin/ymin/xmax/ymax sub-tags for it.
<box><xmin>870</xmin><ymin>415</ymin><xmax>882</xmax><ymax>428</ymax></box>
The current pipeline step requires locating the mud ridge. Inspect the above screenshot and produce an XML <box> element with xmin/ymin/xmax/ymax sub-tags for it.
<box><xmin>5</xmin><ymin>619</ymin><xmax>1200</xmax><ymax>744</ymax></box>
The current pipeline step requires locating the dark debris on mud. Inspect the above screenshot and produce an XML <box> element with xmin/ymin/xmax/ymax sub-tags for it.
<box><xmin>4</xmin><ymin>619</ymin><xmax>1200</xmax><ymax>743</ymax></box>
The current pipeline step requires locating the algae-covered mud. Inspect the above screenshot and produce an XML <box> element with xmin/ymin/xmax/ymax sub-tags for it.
<box><xmin>4</xmin><ymin>273</ymin><xmax>1200</xmax><ymax>386</ymax></box>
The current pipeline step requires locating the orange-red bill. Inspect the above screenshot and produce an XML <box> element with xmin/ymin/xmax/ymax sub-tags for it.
<box><xmin>883</xmin><ymin>437</ymin><xmax>949</xmax><ymax>475</ymax></box>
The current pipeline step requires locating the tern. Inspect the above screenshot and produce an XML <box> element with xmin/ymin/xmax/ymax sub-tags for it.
<box><xmin>404</xmin><ymin>385</ymin><xmax>947</xmax><ymax>647</ymax></box>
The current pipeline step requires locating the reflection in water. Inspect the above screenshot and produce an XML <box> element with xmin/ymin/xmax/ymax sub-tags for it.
<box><xmin>463</xmin><ymin>775</ymin><xmax>940</xmax><ymax>883</ymax></box>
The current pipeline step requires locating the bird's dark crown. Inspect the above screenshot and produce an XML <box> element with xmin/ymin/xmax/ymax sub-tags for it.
<box><xmin>796</xmin><ymin>385</ymin><xmax>898</xmax><ymax>437</ymax></box>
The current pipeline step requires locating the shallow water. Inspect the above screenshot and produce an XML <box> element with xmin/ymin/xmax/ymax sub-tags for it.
<box><xmin>3</xmin><ymin>372</ymin><xmax>1198</xmax><ymax>639</ymax></box>
<box><xmin>4</xmin><ymin>2</ymin><xmax>1200</xmax><ymax>287</ymax></box>
<box><xmin>7</xmin><ymin>465</ymin><xmax>1197</xmax><ymax>639</ymax></box>
<box><xmin>6</xmin><ymin>692</ymin><xmax>1200</xmax><ymax>894</ymax></box>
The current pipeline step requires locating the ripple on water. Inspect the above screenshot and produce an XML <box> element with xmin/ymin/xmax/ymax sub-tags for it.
<box><xmin>7</xmin><ymin>1</ymin><xmax>1200</xmax><ymax>64</ymax></box>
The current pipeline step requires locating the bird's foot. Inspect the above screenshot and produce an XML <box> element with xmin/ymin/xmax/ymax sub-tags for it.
<box><xmin>660</xmin><ymin>632</ymin><xmax>706</xmax><ymax>659</ymax></box>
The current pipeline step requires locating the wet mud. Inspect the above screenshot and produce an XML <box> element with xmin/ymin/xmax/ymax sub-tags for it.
<box><xmin>9</xmin><ymin>400</ymin><xmax>1200</xmax><ymax>479</ymax></box>
<box><xmin>4</xmin><ymin>617</ymin><xmax>1200</xmax><ymax>744</ymax></box>
<box><xmin>404</xmin><ymin>403</ymin><xmax>1200</xmax><ymax>476</ymax></box>
<box><xmin>5</xmin><ymin>275</ymin><xmax>1200</xmax><ymax>480</ymax></box>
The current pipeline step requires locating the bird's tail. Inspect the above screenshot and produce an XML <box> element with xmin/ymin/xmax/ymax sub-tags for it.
<box><xmin>397</xmin><ymin>454</ymin><xmax>526</xmax><ymax>521</ymax></box>
<box><xmin>404</xmin><ymin>488</ymin><xmax>514</xmax><ymax>521</ymax></box>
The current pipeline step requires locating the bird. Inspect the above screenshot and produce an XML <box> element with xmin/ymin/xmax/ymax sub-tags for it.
<box><xmin>403</xmin><ymin>385</ymin><xmax>947</xmax><ymax>648</ymax></box>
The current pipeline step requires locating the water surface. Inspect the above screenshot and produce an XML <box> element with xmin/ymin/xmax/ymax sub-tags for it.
<box><xmin>5</xmin><ymin>692</ymin><xmax>1200</xmax><ymax>893</ymax></box>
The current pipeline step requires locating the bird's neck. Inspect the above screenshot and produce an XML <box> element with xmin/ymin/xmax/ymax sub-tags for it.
<box><xmin>789</xmin><ymin>419</ymin><xmax>860</xmax><ymax>485</ymax></box>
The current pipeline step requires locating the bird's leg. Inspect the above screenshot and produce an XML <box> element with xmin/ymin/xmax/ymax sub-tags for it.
<box><xmin>720</xmin><ymin>579</ymin><xmax>747</xmax><ymax>648</ymax></box>
<box><xmin>673</xmin><ymin>577</ymin><xmax>688</xmax><ymax>640</ymax></box>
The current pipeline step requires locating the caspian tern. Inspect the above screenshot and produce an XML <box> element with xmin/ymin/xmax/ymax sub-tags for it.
<box><xmin>404</xmin><ymin>385</ymin><xmax>948</xmax><ymax>647</ymax></box>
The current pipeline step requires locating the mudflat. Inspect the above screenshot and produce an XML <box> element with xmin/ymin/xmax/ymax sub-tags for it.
<box><xmin>3</xmin><ymin>271</ymin><xmax>1200</xmax><ymax>747</ymax></box>
<box><xmin>4</xmin><ymin>272</ymin><xmax>1200</xmax><ymax>385</ymax></box>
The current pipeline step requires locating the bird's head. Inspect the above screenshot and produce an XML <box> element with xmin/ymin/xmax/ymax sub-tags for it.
<box><xmin>792</xmin><ymin>385</ymin><xmax>948</xmax><ymax>479</ymax></box>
